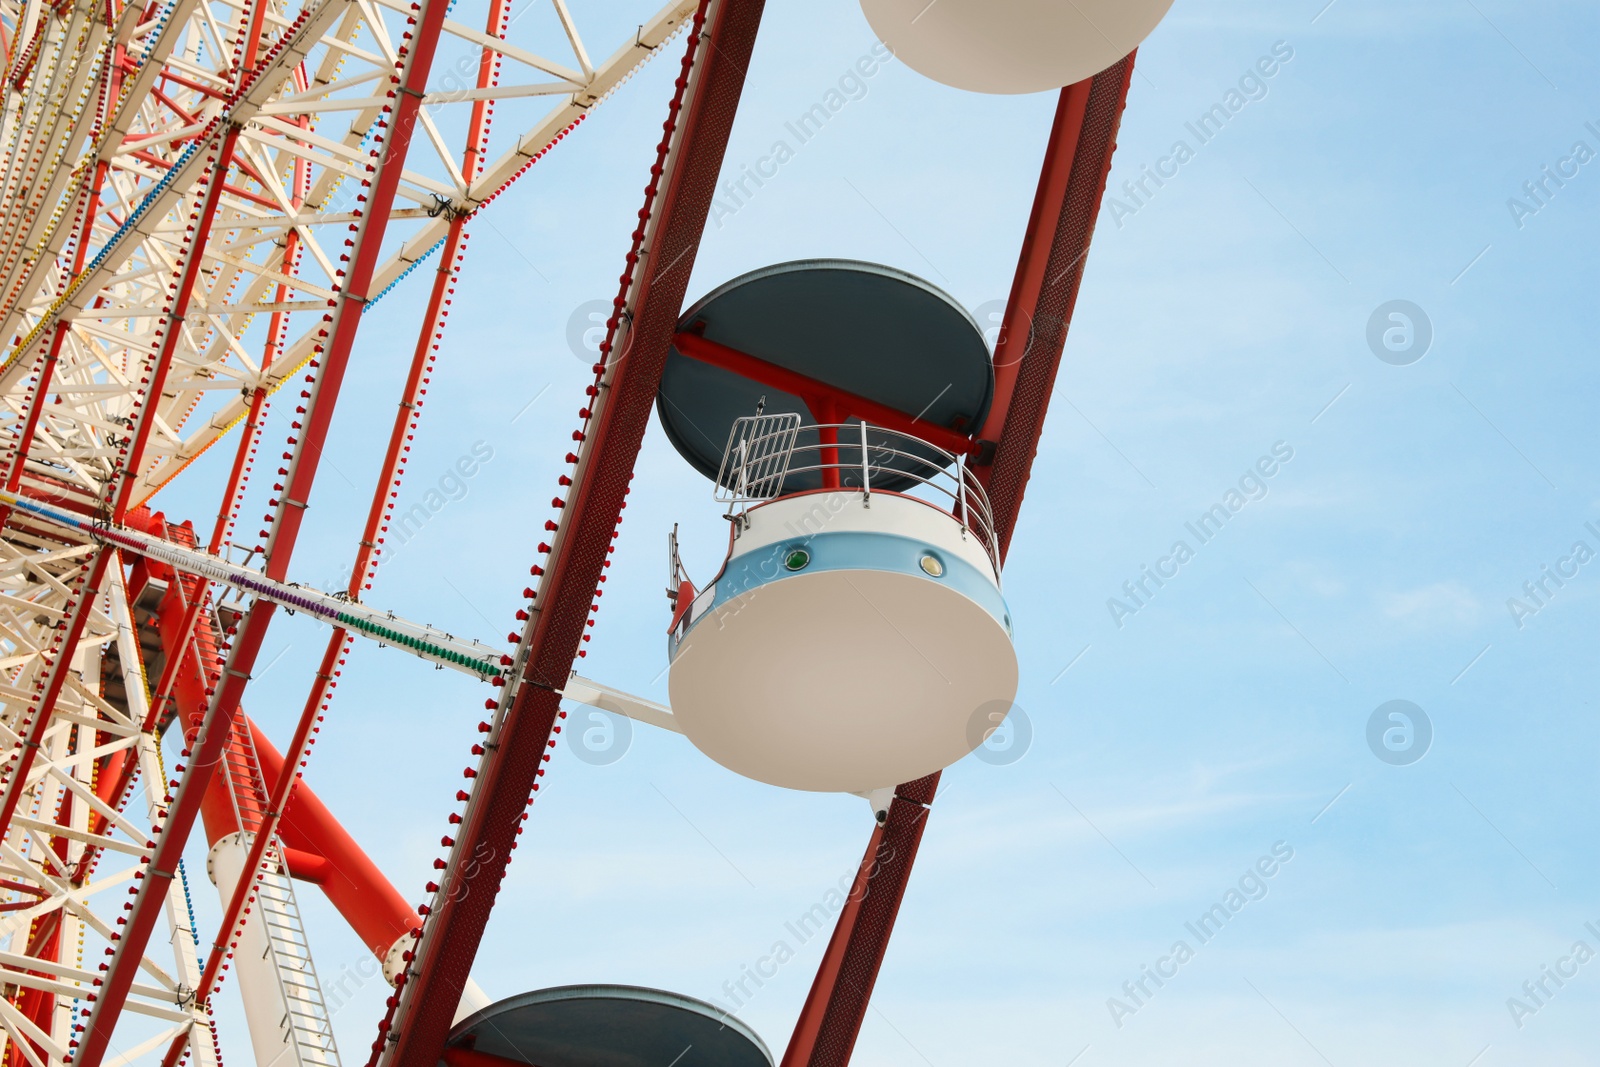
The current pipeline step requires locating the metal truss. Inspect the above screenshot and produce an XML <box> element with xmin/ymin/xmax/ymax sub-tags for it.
<box><xmin>0</xmin><ymin>0</ymin><xmax>1137</xmax><ymax>1063</ymax></box>
<box><xmin>0</xmin><ymin>0</ymin><xmax>697</xmax><ymax>509</ymax></box>
<box><xmin>0</xmin><ymin>0</ymin><xmax>697</xmax><ymax>1064</ymax></box>
<box><xmin>0</xmin><ymin>532</ymin><xmax>217</xmax><ymax>1067</ymax></box>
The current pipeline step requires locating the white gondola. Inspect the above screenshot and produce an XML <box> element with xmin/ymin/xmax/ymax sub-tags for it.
<box><xmin>859</xmin><ymin>0</ymin><xmax>1173</xmax><ymax>95</ymax></box>
<box><xmin>656</xmin><ymin>260</ymin><xmax>1021</xmax><ymax>794</ymax></box>
<box><xmin>667</xmin><ymin>416</ymin><xmax>1017</xmax><ymax>793</ymax></box>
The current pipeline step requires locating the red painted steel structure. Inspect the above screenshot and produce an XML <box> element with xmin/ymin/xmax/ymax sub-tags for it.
<box><xmin>374</xmin><ymin>2</ymin><xmax>769</xmax><ymax>1063</ymax></box>
<box><xmin>116</xmin><ymin>529</ymin><xmax>420</xmax><ymax>1067</ymax></box>
<box><xmin>114</xmin><ymin>518</ymin><xmax>416</xmax><ymax>963</ymax></box>
<box><xmin>78</xmin><ymin>119</ymin><xmax>315</xmax><ymax>918</ymax></box>
<box><xmin>779</xmin><ymin>57</ymin><xmax>1137</xmax><ymax>1066</ymax></box>
<box><xmin>70</xmin><ymin>0</ymin><xmax>459</xmax><ymax>1057</ymax></box>
<box><xmin>0</xmin><ymin>119</ymin><xmax>243</xmax><ymax>842</ymax></box>
<box><xmin>0</xmin><ymin>133</ymin><xmax>118</xmax><ymax>1051</ymax></box>
<box><xmin>977</xmin><ymin>65</ymin><xmax>1136</xmax><ymax>557</ymax></box>
<box><xmin>0</xmin><ymin>3</ymin><xmax>279</xmax><ymax>961</ymax></box>
<box><xmin>165</xmin><ymin>0</ymin><xmax>517</xmax><ymax>1046</ymax></box>
<box><xmin>671</xmin><ymin>331</ymin><xmax>978</xmax><ymax>457</ymax></box>
<box><xmin>0</xmin><ymin>100</ymin><xmax>243</xmax><ymax>1061</ymax></box>
<box><xmin>0</xmin><ymin>3</ymin><xmax>1137</xmax><ymax>1060</ymax></box>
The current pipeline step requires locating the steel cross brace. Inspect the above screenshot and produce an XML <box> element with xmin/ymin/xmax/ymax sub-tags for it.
<box><xmin>0</xmin><ymin>119</ymin><xmax>244</xmax><ymax>843</ymax></box>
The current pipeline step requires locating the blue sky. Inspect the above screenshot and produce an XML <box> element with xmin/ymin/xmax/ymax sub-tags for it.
<box><xmin>156</xmin><ymin>0</ymin><xmax>1600</xmax><ymax>1063</ymax></box>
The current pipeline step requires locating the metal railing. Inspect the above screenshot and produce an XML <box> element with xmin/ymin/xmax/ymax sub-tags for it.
<box><xmin>715</xmin><ymin>412</ymin><xmax>801</xmax><ymax>505</ymax></box>
<box><xmin>715</xmin><ymin>415</ymin><xmax>999</xmax><ymax>573</ymax></box>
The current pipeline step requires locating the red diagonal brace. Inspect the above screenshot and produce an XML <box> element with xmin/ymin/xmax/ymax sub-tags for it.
<box><xmin>175</xmin><ymin>0</ymin><xmax>509</xmax><ymax>1039</ymax></box>
<box><xmin>374</xmin><ymin>3</ymin><xmax>768</xmax><ymax>1065</ymax></box>
<box><xmin>977</xmin><ymin>59</ymin><xmax>1136</xmax><ymax>556</ymax></box>
<box><xmin>781</xmin><ymin>776</ymin><xmax>936</xmax><ymax>1066</ymax></box>
<box><xmin>780</xmin><ymin>55</ymin><xmax>1136</xmax><ymax>1067</ymax></box>
<box><xmin>671</xmin><ymin>331</ymin><xmax>976</xmax><ymax>457</ymax></box>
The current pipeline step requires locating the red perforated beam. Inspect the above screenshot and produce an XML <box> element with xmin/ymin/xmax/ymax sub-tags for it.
<box><xmin>374</xmin><ymin>2</ymin><xmax>767</xmax><ymax>1064</ymax></box>
<box><xmin>979</xmin><ymin>57</ymin><xmax>1136</xmax><ymax>557</ymax></box>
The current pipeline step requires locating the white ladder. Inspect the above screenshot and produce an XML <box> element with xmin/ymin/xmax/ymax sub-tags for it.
<box><xmin>217</xmin><ymin>718</ymin><xmax>341</xmax><ymax>1067</ymax></box>
<box><xmin>252</xmin><ymin>840</ymin><xmax>340</xmax><ymax>1067</ymax></box>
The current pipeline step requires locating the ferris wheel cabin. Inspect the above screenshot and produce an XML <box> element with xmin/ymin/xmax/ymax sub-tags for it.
<box><xmin>658</xmin><ymin>260</ymin><xmax>1019</xmax><ymax>795</ymax></box>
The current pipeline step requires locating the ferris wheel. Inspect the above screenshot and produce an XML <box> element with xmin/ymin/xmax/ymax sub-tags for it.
<box><xmin>0</xmin><ymin>0</ymin><xmax>1171</xmax><ymax>1065</ymax></box>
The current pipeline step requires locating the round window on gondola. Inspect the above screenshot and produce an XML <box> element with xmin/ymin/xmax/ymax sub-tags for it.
<box><xmin>785</xmin><ymin>548</ymin><xmax>811</xmax><ymax>571</ymax></box>
<box><xmin>919</xmin><ymin>554</ymin><xmax>944</xmax><ymax>577</ymax></box>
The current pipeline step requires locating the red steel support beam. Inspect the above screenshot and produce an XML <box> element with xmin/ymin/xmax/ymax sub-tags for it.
<box><xmin>82</xmin><ymin>170</ymin><xmax>308</xmax><ymax>880</ymax></box>
<box><xmin>374</xmin><ymin>3</ymin><xmax>767</xmax><ymax>1064</ymax></box>
<box><xmin>780</xmin><ymin>55</ymin><xmax>1136</xmax><ymax>1067</ymax></box>
<box><xmin>671</xmin><ymin>331</ymin><xmax>975</xmax><ymax>457</ymax></box>
<box><xmin>0</xmin><ymin>122</ymin><xmax>241</xmax><ymax>841</ymax></box>
<box><xmin>973</xmin><ymin>82</ymin><xmax>1092</xmax><ymax>452</ymax></box>
<box><xmin>103</xmin><ymin>529</ymin><xmax>416</xmax><ymax>959</ymax></box>
<box><xmin>977</xmin><ymin>58</ymin><xmax>1135</xmax><ymax>556</ymax></box>
<box><xmin>83</xmin><ymin>39</ymin><xmax>315</xmax><ymax>879</ymax></box>
<box><xmin>70</xmin><ymin>0</ymin><xmax>455</xmax><ymax>1057</ymax></box>
<box><xmin>0</xmin><ymin>108</ymin><xmax>234</xmax><ymax>1053</ymax></box>
<box><xmin>184</xmin><ymin>212</ymin><xmax>473</xmax><ymax>1043</ymax></box>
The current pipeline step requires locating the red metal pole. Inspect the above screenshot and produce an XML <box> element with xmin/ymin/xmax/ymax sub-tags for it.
<box><xmin>189</xmin><ymin>215</ymin><xmax>471</xmax><ymax>964</ymax></box>
<box><xmin>211</xmin><ymin>226</ymin><xmax>300</xmax><ymax>554</ymax></box>
<box><xmin>70</xmin><ymin>0</ymin><xmax>455</xmax><ymax>1058</ymax></box>
<box><xmin>180</xmin><ymin>0</ymin><xmax>512</xmax><ymax>1026</ymax></box>
<box><xmin>975</xmin><ymin>59</ymin><xmax>1134</xmax><ymax>556</ymax></box>
<box><xmin>0</xmin><ymin>112</ymin><xmax>237</xmax><ymax>1060</ymax></box>
<box><xmin>972</xmin><ymin>82</ymin><xmax>1092</xmax><ymax>453</ymax></box>
<box><xmin>95</xmin><ymin>529</ymin><xmax>415</xmax><ymax>957</ymax></box>
<box><xmin>780</xmin><ymin>777</ymin><xmax>935</xmax><ymax>1067</ymax></box>
<box><xmin>671</xmin><ymin>331</ymin><xmax>976</xmax><ymax>458</ymax></box>
<box><xmin>185</xmin><ymin>218</ymin><xmax>472</xmax><ymax>1017</ymax></box>
<box><xmin>78</xmin><ymin>208</ymin><xmax>306</xmax><ymax>880</ymax></box>
<box><xmin>814</xmin><ymin>399</ymin><xmax>841</xmax><ymax>491</ymax></box>
<box><xmin>62</xmin><ymin>13</ymin><xmax>305</xmax><ymax>927</ymax></box>
<box><xmin>374</xmin><ymin>4</ymin><xmax>767</xmax><ymax>1064</ymax></box>
<box><xmin>779</xmin><ymin>56</ymin><xmax>1136</xmax><ymax>1067</ymax></box>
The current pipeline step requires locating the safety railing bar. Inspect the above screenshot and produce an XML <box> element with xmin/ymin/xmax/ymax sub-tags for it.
<box><xmin>782</xmin><ymin>422</ymin><xmax>966</xmax><ymax>460</ymax></box>
<box><xmin>779</xmin><ymin>435</ymin><xmax>961</xmax><ymax>463</ymax></box>
<box><xmin>776</xmin><ymin>460</ymin><xmax>992</xmax><ymax>515</ymax></box>
<box><xmin>716</xmin><ymin>418</ymin><xmax>1001</xmax><ymax>573</ymax></box>
<box><xmin>780</xmin><ymin>451</ymin><xmax>966</xmax><ymax>489</ymax></box>
<box><xmin>777</xmin><ymin>457</ymin><xmax>984</xmax><ymax>508</ymax></box>
<box><xmin>772</xmin><ymin>466</ymin><xmax>1000</xmax><ymax>560</ymax></box>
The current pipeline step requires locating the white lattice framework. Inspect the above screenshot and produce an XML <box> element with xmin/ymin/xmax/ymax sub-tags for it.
<box><xmin>0</xmin><ymin>0</ymin><xmax>696</xmax><ymax>1062</ymax></box>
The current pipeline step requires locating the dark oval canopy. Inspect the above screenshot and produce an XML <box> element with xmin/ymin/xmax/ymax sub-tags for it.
<box><xmin>445</xmin><ymin>984</ymin><xmax>772</xmax><ymax>1067</ymax></box>
<box><xmin>657</xmin><ymin>259</ymin><xmax>993</xmax><ymax>494</ymax></box>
